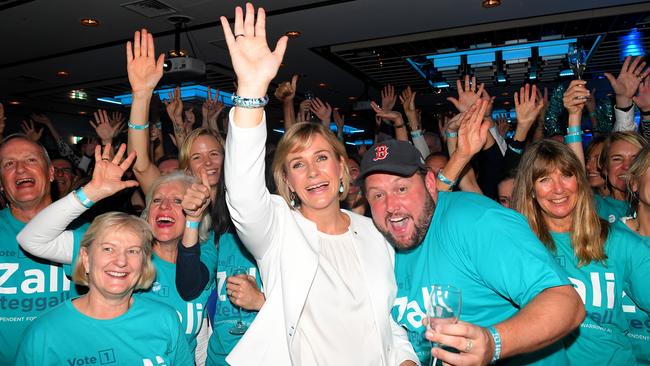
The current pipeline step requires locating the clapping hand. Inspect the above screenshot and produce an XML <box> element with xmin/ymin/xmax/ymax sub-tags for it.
<box><xmin>84</xmin><ymin>143</ymin><xmax>139</xmax><ymax>202</ymax></box>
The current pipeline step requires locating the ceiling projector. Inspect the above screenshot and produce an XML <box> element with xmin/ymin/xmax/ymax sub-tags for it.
<box><xmin>163</xmin><ymin>56</ymin><xmax>206</xmax><ymax>79</ymax></box>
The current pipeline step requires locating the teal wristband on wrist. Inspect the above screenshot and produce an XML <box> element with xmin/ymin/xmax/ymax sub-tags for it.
<box><xmin>437</xmin><ymin>170</ymin><xmax>457</xmax><ymax>187</ymax></box>
<box><xmin>564</xmin><ymin>134</ymin><xmax>583</xmax><ymax>144</ymax></box>
<box><xmin>410</xmin><ymin>130</ymin><xmax>424</xmax><ymax>138</ymax></box>
<box><xmin>488</xmin><ymin>326</ymin><xmax>501</xmax><ymax>364</ymax></box>
<box><xmin>507</xmin><ymin>144</ymin><xmax>523</xmax><ymax>155</ymax></box>
<box><xmin>185</xmin><ymin>221</ymin><xmax>200</xmax><ymax>229</ymax></box>
<box><xmin>75</xmin><ymin>188</ymin><xmax>94</xmax><ymax>208</ymax></box>
<box><xmin>567</xmin><ymin>125</ymin><xmax>582</xmax><ymax>134</ymax></box>
<box><xmin>128</xmin><ymin>121</ymin><xmax>149</xmax><ymax>130</ymax></box>
<box><xmin>446</xmin><ymin>131</ymin><xmax>458</xmax><ymax>138</ymax></box>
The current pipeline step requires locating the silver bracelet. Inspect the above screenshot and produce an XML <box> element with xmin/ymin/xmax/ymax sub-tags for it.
<box><xmin>231</xmin><ymin>94</ymin><xmax>269</xmax><ymax>109</ymax></box>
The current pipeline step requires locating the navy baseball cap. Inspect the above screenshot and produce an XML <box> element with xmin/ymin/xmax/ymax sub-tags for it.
<box><xmin>359</xmin><ymin>140</ymin><xmax>427</xmax><ymax>181</ymax></box>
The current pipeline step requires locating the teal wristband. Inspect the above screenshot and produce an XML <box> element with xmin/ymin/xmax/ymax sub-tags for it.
<box><xmin>231</xmin><ymin>94</ymin><xmax>269</xmax><ymax>108</ymax></box>
<box><xmin>75</xmin><ymin>188</ymin><xmax>94</xmax><ymax>208</ymax></box>
<box><xmin>488</xmin><ymin>326</ymin><xmax>501</xmax><ymax>363</ymax></box>
<box><xmin>410</xmin><ymin>130</ymin><xmax>424</xmax><ymax>138</ymax></box>
<box><xmin>128</xmin><ymin>121</ymin><xmax>149</xmax><ymax>130</ymax></box>
<box><xmin>564</xmin><ymin>134</ymin><xmax>583</xmax><ymax>144</ymax></box>
<box><xmin>154</xmin><ymin>121</ymin><xmax>162</xmax><ymax>130</ymax></box>
<box><xmin>507</xmin><ymin>144</ymin><xmax>523</xmax><ymax>155</ymax></box>
<box><xmin>567</xmin><ymin>125</ymin><xmax>582</xmax><ymax>134</ymax></box>
<box><xmin>437</xmin><ymin>170</ymin><xmax>457</xmax><ymax>187</ymax></box>
<box><xmin>446</xmin><ymin>131</ymin><xmax>458</xmax><ymax>138</ymax></box>
<box><xmin>185</xmin><ymin>221</ymin><xmax>200</xmax><ymax>229</ymax></box>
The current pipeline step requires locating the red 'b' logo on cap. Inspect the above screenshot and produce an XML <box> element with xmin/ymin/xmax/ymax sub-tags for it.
<box><xmin>373</xmin><ymin>145</ymin><xmax>389</xmax><ymax>161</ymax></box>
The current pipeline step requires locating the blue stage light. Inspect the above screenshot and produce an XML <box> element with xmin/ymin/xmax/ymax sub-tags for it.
<box><xmin>98</xmin><ymin>84</ymin><xmax>234</xmax><ymax>106</ymax></box>
<box><xmin>620</xmin><ymin>29</ymin><xmax>645</xmax><ymax>60</ymax></box>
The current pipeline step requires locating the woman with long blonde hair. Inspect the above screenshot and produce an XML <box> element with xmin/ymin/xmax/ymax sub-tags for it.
<box><xmin>512</xmin><ymin>139</ymin><xmax>650</xmax><ymax>365</ymax></box>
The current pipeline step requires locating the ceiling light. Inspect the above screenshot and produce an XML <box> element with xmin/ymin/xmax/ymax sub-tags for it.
<box><xmin>482</xmin><ymin>0</ymin><xmax>501</xmax><ymax>8</ymax></box>
<box><xmin>348</xmin><ymin>96</ymin><xmax>357</xmax><ymax>101</ymax></box>
<box><xmin>285</xmin><ymin>31</ymin><xmax>301</xmax><ymax>38</ymax></box>
<box><xmin>78</xmin><ymin>111</ymin><xmax>88</xmax><ymax>115</ymax></box>
<box><xmin>57</xmin><ymin>71</ymin><xmax>69</xmax><ymax>77</ymax></box>
<box><xmin>168</xmin><ymin>50</ymin><xmax>187</xmax><ymax>57</ymax></box>
<box><xmin>69</xmin><ymin>90</ymin><xmax>88</xmax><ymax>101</ymax></box>
<box><xmin>9</xmin><ymin>100</ymin><xmax>20</xmax><ymax>105</ymax></box>
<box><xmin>318</xmin><ymin>82</ymin><xmax>328</xmax><ymax>88</ymax></box>
<box><xmin>80</xmin><ymin>18</ymin><xmax>100</xmax><ymax>27</ymax></box>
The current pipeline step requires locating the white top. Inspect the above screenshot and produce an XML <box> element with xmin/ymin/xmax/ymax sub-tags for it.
<box><xmin>293</xmin><ymin>230</ymin><xmax>383</xmax><ymax>366</ymax></box>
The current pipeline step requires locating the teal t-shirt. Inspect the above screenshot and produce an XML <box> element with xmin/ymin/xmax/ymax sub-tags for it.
<box><xmin>206</xmin><ymin>232</ymin><xmax>262</xmax><ymax>366</ymax></box>
<box><xmin>69</xmin><ymin>229</ymin><xmax>219</xmax><ymax>354</ymax></box>
<box><xmin>0</xmin><ymin>208</ymin><xmax>85</xmax><ymax>364</ymax></box>
<box><xmin>594</xmin><ymin>194</ymin><xmax>630</xmax><ymax>224</ymax></box>
<box><xmin>393</xmin><ymin>192</ymin><xmax>571</xmax><ymax>365</ymax></box>
<box><xmin>551</xmin><ymin>224</ymin><xmax>650</xmax><ymax>365</ymax></box>
<box><xmin>617</xmin><ymin>220</ymin><xmax>650</xmax><ymax>365</ymax></box>
<box><xmin>14</xmin><ymin>296</ymin><xmax>193</xmax><ymax>365</ymax></box>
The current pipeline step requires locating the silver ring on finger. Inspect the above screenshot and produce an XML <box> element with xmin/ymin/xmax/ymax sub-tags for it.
<box><xmin>464</xmin><ymin>338</ymin><xmax>473</xmax><ymax>353</ymax></box>
<box><xmin>235</xmin><ymin>34</ymin><xmax>245</xmax><ymax>39</ymax></box>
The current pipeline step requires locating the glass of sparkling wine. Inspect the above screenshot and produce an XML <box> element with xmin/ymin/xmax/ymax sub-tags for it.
<box><xmin>228</xmin><ymin>266</ymin><xmax>249</xmax><ymax>335</ymax></box>
<box><xmin>427</xmin><ymin>284</ymin><xmax>462</xmax><ymax>366</ymax></box>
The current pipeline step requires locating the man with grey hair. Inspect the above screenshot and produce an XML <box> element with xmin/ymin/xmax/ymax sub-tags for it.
<box><xmin>0</xmin><ymin>134</ymin><xmax>83</xmax><ymax>363</ymax></box>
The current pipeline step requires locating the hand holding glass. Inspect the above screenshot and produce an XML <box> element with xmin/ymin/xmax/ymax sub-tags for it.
<box><xmin>228</xmin><ymin>266</ymin><xmax>250</xmax><ymax>335</ymax></box>
<box><xmin>427</xmin><ymin>285</ymin><xmax>462</xmax><ymax>366</ymax></box>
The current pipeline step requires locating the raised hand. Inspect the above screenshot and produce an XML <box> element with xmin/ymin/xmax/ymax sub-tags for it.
<box><xmin>604</xmin><ymin>56</ymin><xmax>649</xmax><ymax>108</ymax></box>
<box><xmin>456</xmin><ymin>99</ymin><xmax>490</xmax><ymax>159</ymax></box>
<box><xmin>496</xmin><ymin>114</ymin><xmax>509</xmax><ymax>137</ymax></box>
<box><xmin>182</xmin><ymin>169</ymin><xmax>211</xmax><ymax>219</ymax></box>
<box><xmin>447</xmin><ymin>75</ymin><xmax>485</xmax><ymax>113</ymax></box>
<box><xmin>84</xmin><ymin>143</ymin><xmax>139</xmax><ymax>202</ymax></box>
<box><xmin>381</xmin><ymin>84</ymin><xmax>397</xmax><ymax>112</ymax></box>
<box><xmin>126</xmin><ymin>29</ymin><xmax>165</xmax><ymax>93</ymax></box>
<box><xmin>563</xmin><ymin>80</ymin><xmax>590</xmax><ymax>116</ymax></box>
<box><xmin>296</xmin><ymin>99</ymin><xmax>312</xmax><ymax>123</ymax></box>
<box><xmin>91</xmin><ymin>109</ymin><xmax>124</xmax><ymax>145</ymax></box>
<box><xmin>109</xmin><ymin>111</ymin><xmax>126</xmax><ymax>127</ymax></box>
<box><xmin>30</xmin><ymin>113</ymin><xmax>53</xmax><ymax>127</ymax></box>
<box><xmin>514</xmin><ymin>84</ymin><xmax>544</xmax><ymax>129</ymax></box>
<box><xmin>21</xmin><ymin>120</ymin><xmax>43</xmax><ymax>142</ymax></box>
<box><xmin>333</xmin><ymin>108</ymin><xmax>345</xmax><ymax>132</ymax></box>
<box><xmin>310</xmin><ymin>97</ymin><xmax>332</xmax><ymax>124</ymax></box>
<box><xmin>633</xmin><ymin>79</ymin><xmax>650</xmax><ymax>112</ymax></box>
<box><xmin>274</xmin><ymin>74</ymin><xmax>299</xmax><ymax>102</ymax></box>
<box><xmin>220</xmin><ymin>3</ymin><xmax>288</xmax><ymax>97</ymax></box>
<box><xmin>164</xmin><ymin>87</ymin><xmax>184</xmax><ymax>123</ymax></box>
<box><xmin>400</xmin><ymin>86</ymin><xmax>420</xmax><ymax>130</ymax></box>
<box><xmin>371</xmin><ymin>101</ymin><xmax>403</xmax><ymax>125</ymax></box>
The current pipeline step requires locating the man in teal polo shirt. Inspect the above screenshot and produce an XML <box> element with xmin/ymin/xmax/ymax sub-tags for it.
<box><xmin>361</xmin><ymin>139</ymin><xmax>585</xmax><ymax>365</ymax></box>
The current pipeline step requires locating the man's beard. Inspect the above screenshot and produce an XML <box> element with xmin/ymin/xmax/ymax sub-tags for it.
<box><xmin>375</xmin><ymin>192</ymin><xmax>435</xmax><ymax>251</ymax></box>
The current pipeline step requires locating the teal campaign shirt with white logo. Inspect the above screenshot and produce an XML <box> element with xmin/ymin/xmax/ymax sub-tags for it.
<box><xmin>0</xmin><ymin>208</ymin><xmax>85</xmax><ymax>364</ymax></box>
<box><xmin>551</xmin><ymin>224</ymin><xmax>650</xmax><ymax>365</ymax></box>
<box><xmin>68</xmin><ymin>229</ymin><xmax>218</xmax><ymax>355</ymax></box>
<box><xmin>393</xmin><ymin>192</ymin><xmax>570</xmax><ymax>365</ymax></box>
<box><xmin>594</xmin><ymin>194</ymin><xmax>630</xmax><ymax>224</ymax></box>
<box><xmin>206</xmin><ymin>232</ymin><xmax>262</xmax><ymax>366</ymax></box>
<box><xmin>15</xmin><ymin>296</ymin><xmax>193</xmax><ymax>365</ymax></box>
<box><xmin>616</xmin><ymin>220</ymin><xmax>650</xmax><ymax>365</ymax></box>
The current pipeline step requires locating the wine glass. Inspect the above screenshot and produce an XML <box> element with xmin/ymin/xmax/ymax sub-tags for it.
<box><xmin>427</xmin><ymin>284</ymin><xmax>462</xmax><ymax>366</ymax></box>
<box><xmin>567</xmin><ymin>43</ymin><xmax>587</xmax><ymax>80</ymax></box>
<box><xmin>228</xmin><ymin>266</ymin><xmax>249</xmax><ymax>335</ymax></box>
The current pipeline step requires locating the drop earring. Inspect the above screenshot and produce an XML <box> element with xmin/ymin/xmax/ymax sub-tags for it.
<box><xmin>339</xmin><ymin>179</ymin><xmax>344</xmax><ymax>193</ymax></box>
<box><xmin>290</xmin><ymin>191</ymin><xmax>297</xmax><ymax>207</ymax></box>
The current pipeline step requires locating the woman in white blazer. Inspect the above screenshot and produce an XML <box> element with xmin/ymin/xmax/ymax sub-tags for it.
<box><xmin>220</xmin><ymin>4</ymin><xmax>418</xmax><ymax>365</ymax></box>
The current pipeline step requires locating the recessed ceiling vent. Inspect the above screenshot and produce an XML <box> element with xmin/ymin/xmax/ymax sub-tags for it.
<box><xmin>121</xmin><ymin>0</ymin><xmax>177</xmax><ymax>18</ymax></box>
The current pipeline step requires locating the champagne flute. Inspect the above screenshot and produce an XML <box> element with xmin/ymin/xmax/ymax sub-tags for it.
<box><xmin>228</xmin><ymin>266</ymin><xmax>250</xmax><ymax>335</ymax></box>
<box><xmin>567</xmin><ymin>43</ymin><xmax>587</xmax><ymax>80</ymax></box>
<box><xmin>427</xmin><ymin>284</ymin><xmax>462</xmax><ymax>366</ymax></box>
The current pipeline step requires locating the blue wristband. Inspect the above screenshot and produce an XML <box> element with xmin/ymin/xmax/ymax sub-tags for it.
<box><xmin>128</xmin><ymin>121</ymin><xmax>149</xmax><ymax>130</ymax></box>
<box><xmin>437</xmin><ymin>170</ymin><xmax>457</xmax><ymax>187</ymax></box>
<box><xmin>75</xmin><ymin>188</ymin><xmax>94</xmax><ymax>208</ymax></box>
<box><xmin>154</xmin><ymin>121</ymin><xmax>162</xmax><ymax>130</ymax></box>
<box><xmin>445</xmin><ymin>131</ymin><xmax>458</xmax><ymax>138</ymax></box>
<box><xmin>231</xmin><ymin>94</ymin><xmax>269</xmax><ymax>109</ymax></box>
<box><xmin>507</xmin><ymin>144</ymin><xmax>523</xmax><ymax>155</ymax></box>
<box><xmin>488</xmin><ymin>326</ymin><xmax>501</xmax><ymax>364</ymax></box>
<box><xmin>185</xmin><ymin>221</ymin><xmax>200</xmax><ymax>229</ymax></box>
<box><xmin>564</xmin><ymin>134</ymin><xmax>583</xmax><ymax>144</ymax></box>
<box><xmin>410</xmin><ymin>130</ymin><xmax>424</xmax><ymax>138</ymax></box>
<box><xmin>567</xmin><ymin>125</ymin><xmax>582</xmax><ymax>134</ymax></box>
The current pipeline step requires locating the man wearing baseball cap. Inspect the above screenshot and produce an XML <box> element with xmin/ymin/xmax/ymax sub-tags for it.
<box><xmin>360</xmin><ymin>101</ymin><xmax>584</xmax><ymax>365</ymax></box>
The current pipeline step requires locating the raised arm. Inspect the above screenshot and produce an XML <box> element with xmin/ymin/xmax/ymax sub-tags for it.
<box><xmin>16</xmin><ymin>144</ymin><xmax>137</xmax><ymax>263</ymax></box>
<box><xmin>126</xmin><ymin>29</ymin><xmax>165</xmax><ymax>194</ymax></box>
<box><xmin>371</xmin><ymin>101</ymin><xmax>408</xmax><ymax>141</ymax></box>
<box><xmin>605</xmin><ymin>56</ymin><xmax>649</xmax><ymax>132</ymax></box>
<box><xmin>562</xmin><ymin>79</ymin><xmax>589</xmax><ymax>166</ymax></box>
<box><xmin>274</xmin><ymin>74</ymin><xmax>298</xmax><ymax>130</ymax></box>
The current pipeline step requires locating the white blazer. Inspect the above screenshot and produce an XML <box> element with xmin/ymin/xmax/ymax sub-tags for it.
<box><xmin>224</xmin><ymin>112</ymin><xmax>418</xmax><ymax>365</ymax></box>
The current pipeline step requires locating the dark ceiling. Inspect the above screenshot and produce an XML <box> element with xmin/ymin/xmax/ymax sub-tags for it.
<box><xmin>1</xmin><ymin>0</ymin><xmax>649</xmax><ymax>136</ymax></box>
